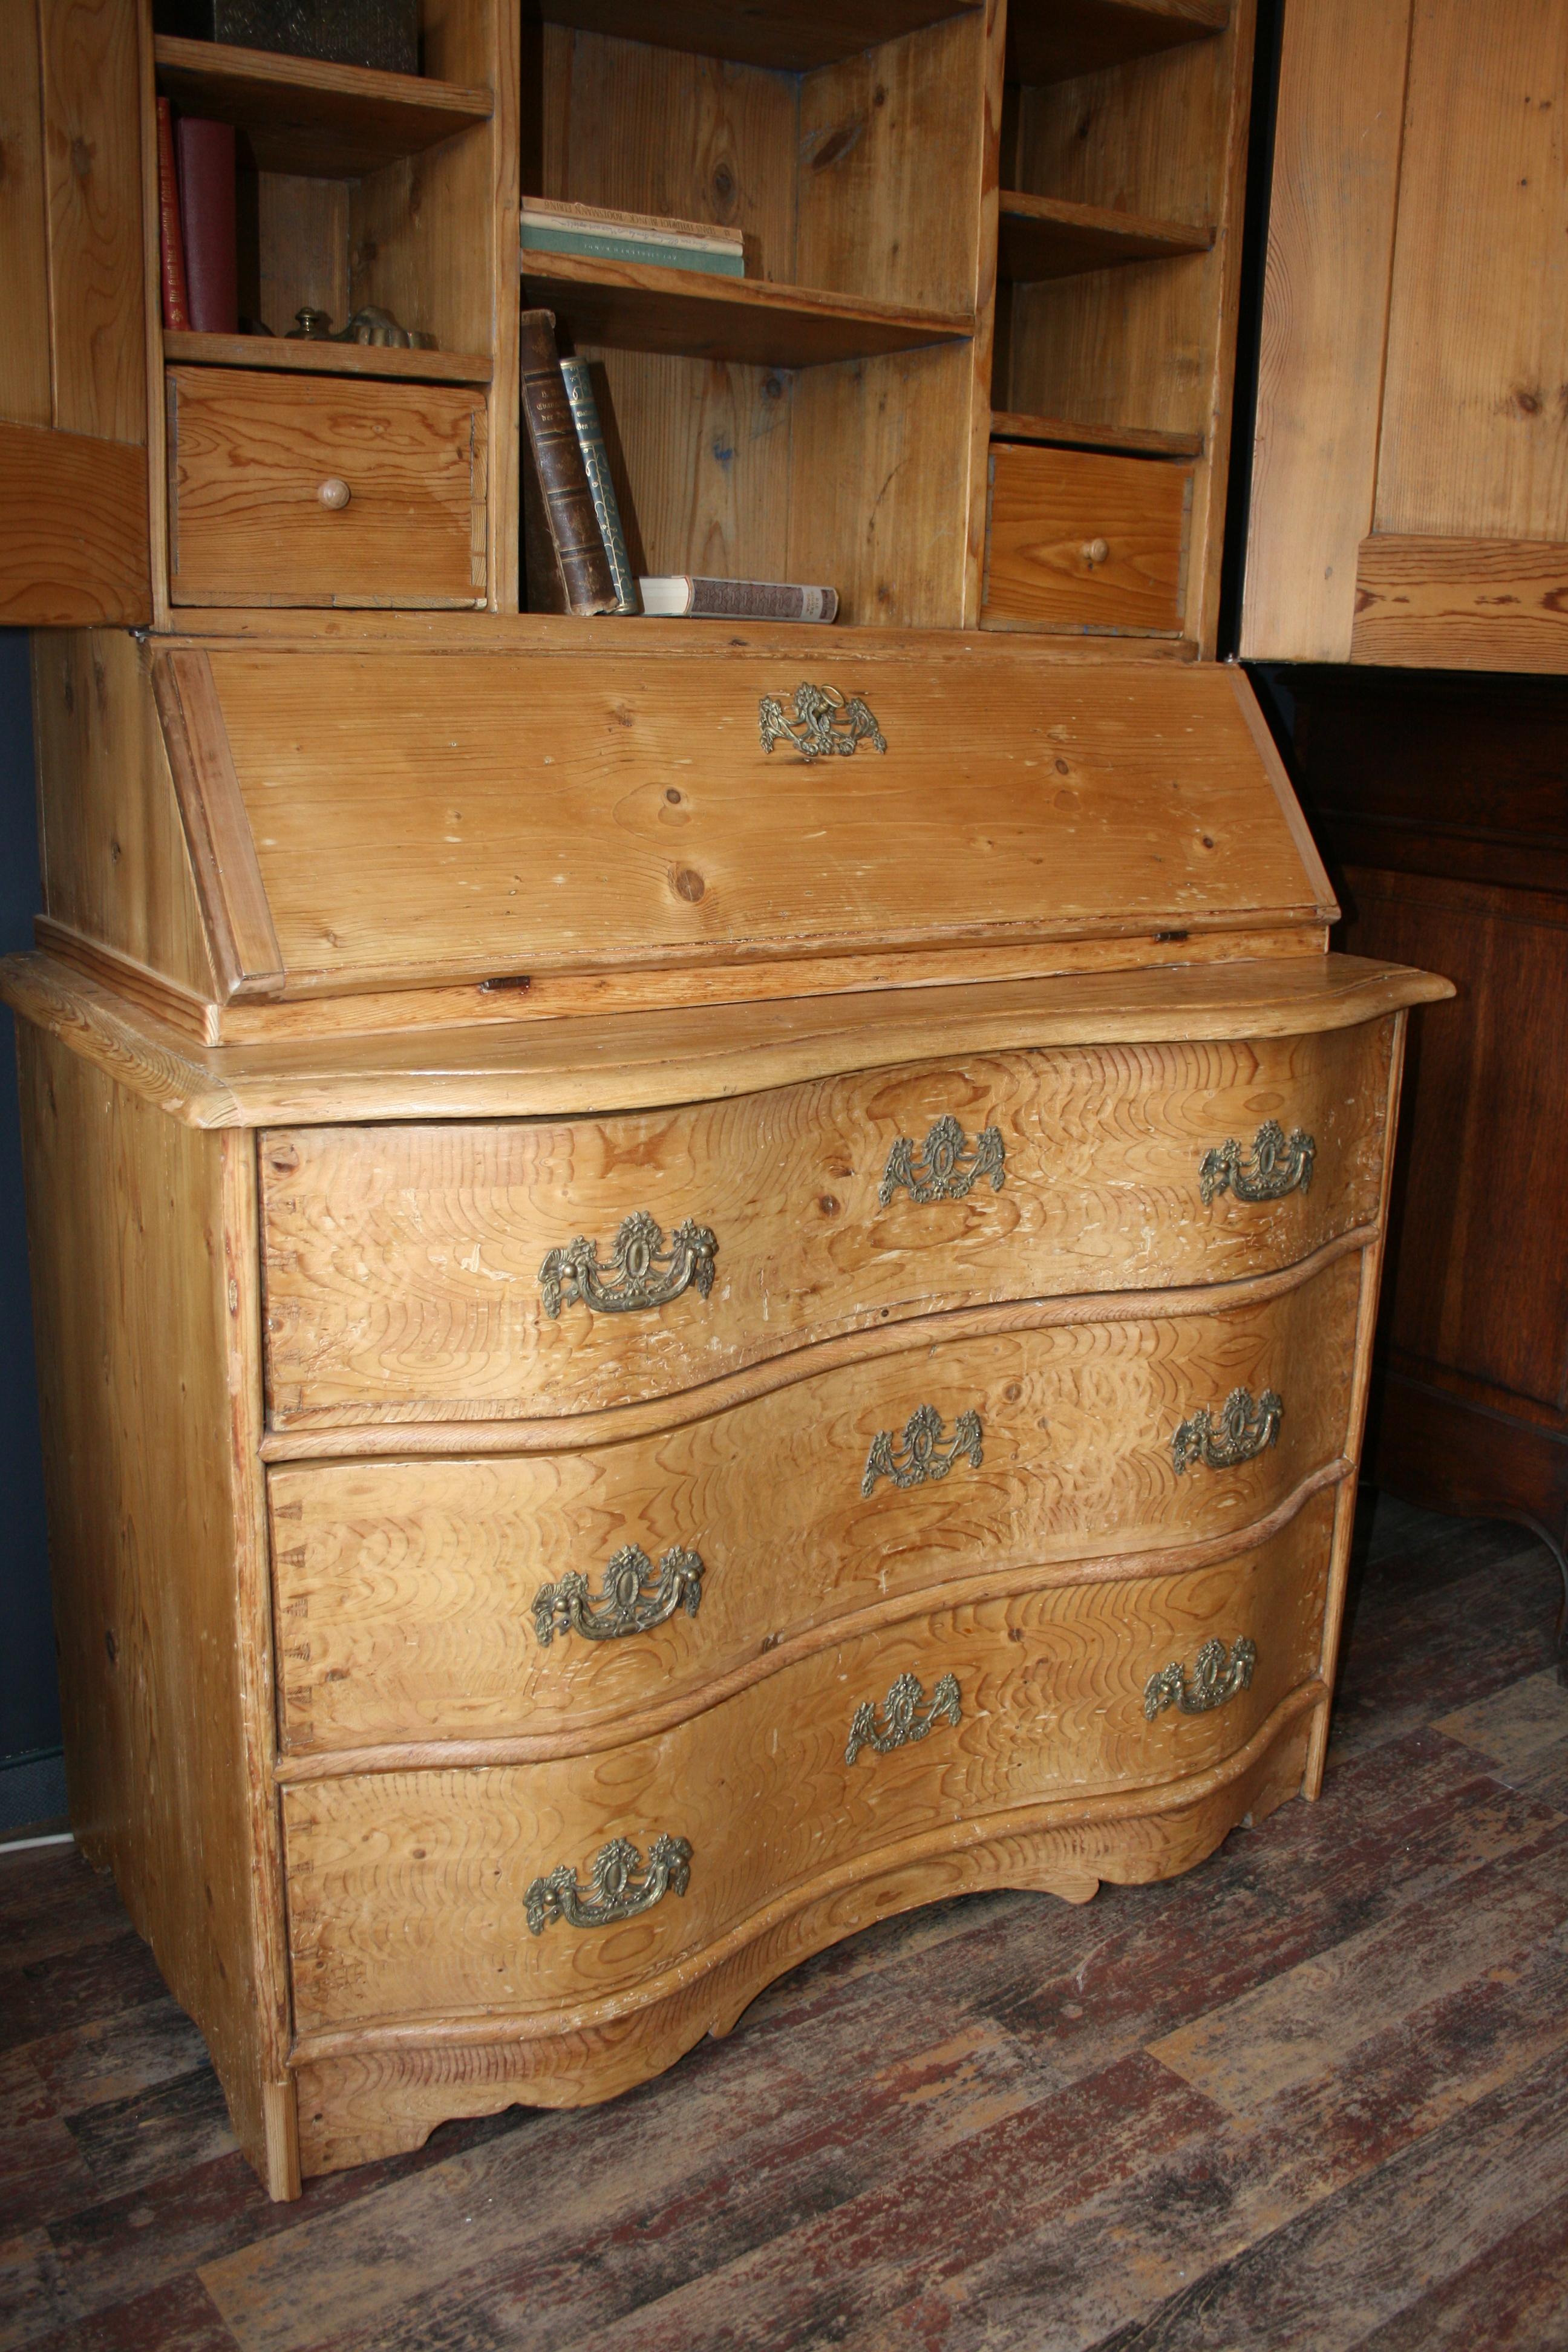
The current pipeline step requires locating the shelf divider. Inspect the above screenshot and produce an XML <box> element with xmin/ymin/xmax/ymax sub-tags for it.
<box><xmin>162</xmin><ymin>332</ymin><xmax>492</xmax><ymax>387</ymax></box>
<box><xmin>531</xmin><ymin>0</ymin><xmax>985</xmax><ymax>73</ymax></box>
<box><xmin>998</xmin><ymin>192</ymin><xmax>1214</xmax><ymax>283</ymax></box>
<box><xmin>152</xmin><ymin>35</ymin><xmax>492</xmax><ymax>177</ymax></box>
<box><xmin>1010</xmin><ymin>0</ymin><xmax>1228</xmax><ymax>86</ymax></box>
<box><xmin>991</xmin><ymin>410</ymin><xmax>1203</xmax><ymax>460</ymax></box>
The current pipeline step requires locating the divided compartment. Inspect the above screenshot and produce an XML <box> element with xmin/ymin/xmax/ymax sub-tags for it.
<box><xmin>520</xmin><ymin>2</ymin><xmax>992</xmax><ymax>627</ymax></box>
<box><xmin>987</xmin><ymin>0</ymin><xmax>1249</xmax><ymax>648</ymax></box>
<box><xmin>151</xmin><ymin>2</ymin><xmax>517</xmax><ymax>609</ymax></box>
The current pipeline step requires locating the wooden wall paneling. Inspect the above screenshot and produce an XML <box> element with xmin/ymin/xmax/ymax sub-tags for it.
<box><xmin>1</xmin><ymin>0</ymin><xmax>53</xmax><ymax>428</ymax></box>
<box><xmin>40</xmin><ymin>0</ymin><xmax>146</xmax><ymax>445</ymax></box>
<box><xmin>16</xmin><ymin>1033</ymin><xmax>294</xmax><ymax>2190</ymax></box>
<box><xmin>1373</xmin><ymin>0</ymin><xmax>1568</xmax><ymax>545</ymax></box>
<box><xmin>1350</xmin><ymin>538</ymin><xmax>1568</xmax><ymax>672</ymax></box>
<box><xmin>30</xmin><ymin>630</ymin><xmax>217</xmax><ymax>999</ymax></box>
<box><xmin>582</xmin><ymin>350</ymin><xmax>794</xmax><ymax>585</ymax></box>
<box><xmin>0</xmin><ymin>420</ymin><xmax>149</xmax><ymax>627</ymax></box>
<box><xmin>1238</xmin><ymin>0</ymin><xmax>1413</xmax><ymax>662</ymax></box>
<box><xmin>964</xmin><ymin>0</ymin><xmax>1007</xmax><ymax>624</ymax></box>
<box><xmin>137</xmin><ymin>0</ymin><xmax>169</xmax><ymax>628</ymax></box>
<box><xmin>256</xmin><ymin>175</ymin><xmax>351</xmax><ymax>339</ymax></box>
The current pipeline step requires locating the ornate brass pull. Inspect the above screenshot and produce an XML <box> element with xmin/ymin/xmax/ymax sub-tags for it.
<box><xmin>846</xmin><ymin>1670</ymin><xmax>962</xmax><ymax>1765</ymax></box>
<box><xmin>880</xmin><ymin>1116</ymin><xmax>1005</xmax><ymax>1206</ymax></box>
<box><xmin>863</xmin><ymin>1405</ymin><xmax>984</xmax><ymax>1497</ymax></box>
<box><xmin>534</xmin><ymin>1544</ymin><xmax>705</xmax><ymax>1647</ymax></box>
<box><xmin>1145</xmin><ymin>1636</ymin><xmax>1257</xmax><ymax>1720</ymax></box>
<box><xmin>1199</xmin><ymin>1121</ymin><xmax>1315</xmax><ymax>1206</ymax></box>
<box><xmin>538</xmin><ymin>1212</ymin><xmax>717</xmax><ymax>1319</ymax></box>
<box><xmin>759</xmin><ymin>684</ymin><xmax>886</xmax><ymax>762</ymax></box>
<box><xmin>524</xmin><ymin>1834</ymin><xmax>692</xmax><ymax>1935</ymax></box>
<box><xmin>1172</xmin><ymin>1387</ymin><xmax>1284</xmax><ymax>1475</ymax></box>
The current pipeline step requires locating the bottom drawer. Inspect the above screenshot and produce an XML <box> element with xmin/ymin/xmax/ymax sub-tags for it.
<box><xmin>284</xmin><ymin>1486</ymin><xmax>1334</xmax><ymax>2036</ymax></box>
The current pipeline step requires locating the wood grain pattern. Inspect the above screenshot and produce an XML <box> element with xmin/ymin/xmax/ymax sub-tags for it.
<box><xmin>1010</xmin><ymin>0</ymin><xmax>1229</xmax><ymax>84</ymax></box>
<box><xmin>1374</xmin><ymin>1</ymin><xmax>1568</xmax><ymax>546</ymax></box>
<box><xmin>0</xmin><ymin>951</ymin><xmax>1451</xmax><ymax>1133</ymax></box>
<box><xmin>993</xmin><ymin>410</ymin><xmax>1203</xmax><ymax>459</ymax></box>
<box><xmin>269</xmin><ymin>1317</ymin><xmax>1352</xmax><ymax>1756</ymax></box>
<box><xmin>983</xmin><ymin>441</ymin><xmax>1189</xmax><ymax>632</ymax></box>
<box><xmin>998</xmin><ymin>191</ymin><xmax>1214</xmax><ymax>281</ymax></box>
<box><xmin>0</xmin><ymin>0</ymin><xmax>53</xmax><ymax>429</ymax></box>
<box><xmin>13</xmin><ymin>1027</ymin><xmax>292</xmax><ymax>2191</ymax></box>
<box><xmin>281</xmin><ymin>1540</ymin><xmax>1328</xmax><ymax>2039</ymax></box>
<box><xmin>535</xmin><ymin>0</ymin><xmax>985</xmax><ymax>73</ymax></box>
<box><xmin>1351</xmin><ymin>537</ymin><xmax>1568</xmax><ymax>671</ymax></box>
<box><xmin>195</xmin><ymin>647</ymin><xmax>1328</xmax><ymax>995</ymax></box>
<box><xmin>152</xmin><ymin>34</ymin><xmax>493</xmax><ymax>177</ymax></box>
<box><xmin>1238</xmin><ymin>0</ymin><xmax>1412</xmax><ymax>662</ymax></box>
<box><xmin>166</xmin><ymin>368</ymin><xmax>486</xmax><ymax>610</ymax></box>
<box><xmin>0</xmin><ymin>418</ymin><xmax>149</xmax><ymax>626</ymax></box>
<box><xmin>30</xmin><ymin>631</ymin><xmax>214</xmax><ymax>999</ymax></box>
<box><xmin>152</xmin><ymin>650</ymin><xmax>285</xmax><ymax>1001</ymax></box>
<box><xmin>260</xmin><ymin>1029</ymin><xmax>1389</xmax><ymax>1424</ymax></box>
<box><xmin>162</xmin><ymin>332</ymin><xmax>494</xmax><ymax>388</ymax></box>
<box><xmin>42</xmin><ymin>0</ymin><xmax>146</xmax><ymax>445</ymax></box>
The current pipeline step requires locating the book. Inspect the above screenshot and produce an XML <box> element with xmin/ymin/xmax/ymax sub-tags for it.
<box><xmin>639</xmin><ymin>577</ymin><xmax>840</xmax><ymax>623</ymax></box>
<box><xmin>518</xmin><ymin>309</ymin><xmax>619</xmax><ymax>619</ymax></box>
<box><xmin>559</xmin><ymin>360</ymin><xmax>639</xmax><ymax>616</ymax></box>
<box><xmin>155</xmin><ymin>99</ymin><xmax>189</xmax><ymax>333</ymax></box>
<box><xmin>175</xmin><ymin>116</ymin><xmax>237</xmax><ymax>336</ymax></box>
<box><xmin>521</xmin><ymin>198</ymin><xmax>745</xmax><ymax>279</ymax></box>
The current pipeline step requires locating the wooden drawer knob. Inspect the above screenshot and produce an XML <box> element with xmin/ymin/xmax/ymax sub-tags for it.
<box><xmin>317</xmin><ymin>477</ymin><xmax>352</xmax><ymax>511</ymax></box>
<box><xmin>1081</xmin><ymin>537</ymin><xmax>1110</xmax><ymax>566</ymax></box>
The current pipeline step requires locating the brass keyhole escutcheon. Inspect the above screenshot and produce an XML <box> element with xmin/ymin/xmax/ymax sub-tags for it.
<box><xmin>317</xmin><ymin>477</ymin><xmax>351</xmax><ymax>511</ymax></box>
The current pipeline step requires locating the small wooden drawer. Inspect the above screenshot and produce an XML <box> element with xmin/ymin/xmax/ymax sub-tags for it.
<box><xmin>270</xmin><ymin>1246</ymin><xmax>1360</xmax><ymax>1760</ymax></box>
<box><xmin>982</xmin><ymin>443</ymin><xmax>1190</xmax><ymax>633</ymax></box>
<box><xmin>282</xmin><ymin>1488</ymin><xmax>1332</xmax><ymax>2034</ymax></box>
<box><xmin>166</xmin><ymin>366</ymin><xmax>486</xmax><ymax>609</ymax></box>
<box><xmin>260</xmin><ymin>1024</ymin><xmax>1391</xmax><ymax>1428</ymax></box>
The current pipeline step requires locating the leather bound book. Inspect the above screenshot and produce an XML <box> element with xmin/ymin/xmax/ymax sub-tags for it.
<box><xmin>155</xmin><ymin>99</ymin><xmax>189</xmax><ymax>333</ymax></box>
<box><xmin>175</xmin><ymin>117</ymin><xmax>237</xmax><ymax>336</ymax></box>
<box><xmin>518</xmin><ymin>309</ymin><xmax>618</xmax><ymax>619</ymax></box>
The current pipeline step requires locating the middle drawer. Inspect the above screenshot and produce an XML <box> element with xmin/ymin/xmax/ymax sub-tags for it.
<box><xmin>271</xmin><ymin>1246</ymin><xmax>1360</xmax><ymax>1759</ymax></box>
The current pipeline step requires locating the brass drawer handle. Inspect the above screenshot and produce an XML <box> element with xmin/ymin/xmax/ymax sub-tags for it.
<box><xmin>863</xmin><ymin>1404</ymin><xmax>984</xmax><ymax>1497</ymax></box>
<box><xmin>759</xmin><ymin>684</ymin><xmax>887</xmax><ymax>761</ymax></box>
<box><xmin>316</xmin><ymin>476</ymin><xmax>351</xmax><ymax>510</ymax></box>
<box><xmin>1200</xmin><ymin>1120</ymin><xmax>1315</xmax><ymax>1205</ymax></box>
<box><xmin>1172</xmin><ymin>1387</ymin><xmax>1283</xmax><ymax>1474</ymax></box>
<box><xmin>539</xmin><ymin>1212</ymin><xmax>717</xmax><ymax>1319</ymax></box>
<box><xmin>534</xmin><ymin>1544</ymin><xmax>705</xmax><ymax>1645</ymax></box>
<box><xmin>524</xmin><ymin>1834</ymin><xmax>692</xmax><ymax>1935</ymax></box>
<box><xmin>1145</xmin><ymin>1636</ymin><xmax>1257</xmax><ymax>1720</ymax></box>
<box><xmin>846</xmin><ymin>1670</ymin><xmax>962</xmax><ymax>1765</ymax></box>
<box><xmin>880</xmin><ymin>1116</ymin><xmax>1005</xmax><ymax>1206</ymax></box>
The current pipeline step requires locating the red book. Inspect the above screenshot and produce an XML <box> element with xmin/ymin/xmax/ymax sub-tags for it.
<box><xmin>175</xmin><ymin>116</ymin><xmax>237</xmax><ymax>336</ymax></box>
<box><xmin>155</xmin><ymin>99</ymin><xmax>189</xmax><ymax>332</ymax></box>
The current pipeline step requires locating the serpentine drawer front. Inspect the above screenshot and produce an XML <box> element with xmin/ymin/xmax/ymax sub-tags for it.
<box><xmin>282</xmin><ymin>1488</ymin><xmax>1333</xmax><ymax>2037</ymax></box>
<box><xmin>269</xmin><ymin>1247</ymin><xmax>1360</xmax><ymax>1759</ymax></box>
<box><xmin>260</xmin><ymin>1025</ymin><xmax>1390</xmax><ymax>1428</ymax></box>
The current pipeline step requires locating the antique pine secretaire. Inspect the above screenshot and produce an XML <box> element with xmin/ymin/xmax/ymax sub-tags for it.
<box><xmin>0</xmin><ymin>0</ymin><xmax>1446</xmax><ymax>2195</ymax></box>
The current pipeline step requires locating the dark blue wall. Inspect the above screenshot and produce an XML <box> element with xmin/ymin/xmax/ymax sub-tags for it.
<box><xmin>0</xmin><ymin>628</ymin><xmax>59</xmax><ymax>1789</ymax></box>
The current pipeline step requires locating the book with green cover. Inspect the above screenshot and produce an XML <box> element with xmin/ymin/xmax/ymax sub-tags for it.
<box><xmin>522</xmin><ymin>223</ymin><xmax>745</xmax><ymax>276</ymax></box>
<box><xmin>559</xmin><ymin>359</ymin><xmax>639</xmax><ymax>615</ymax></box>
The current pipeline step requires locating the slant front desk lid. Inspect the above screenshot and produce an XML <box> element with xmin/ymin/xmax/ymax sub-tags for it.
<box><xmin>151</xmin><ymin>639</ymin><xmax>1333</xmax><ymax>1002</ymax></box>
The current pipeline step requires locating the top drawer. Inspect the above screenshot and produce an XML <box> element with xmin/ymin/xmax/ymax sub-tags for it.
<box><xmin>260</xmin><ymin>1021</ymin><xmax>1393</xmax><ymax>1428</ymax></box>
<box><xmin>167</xmin><ymin>367</ymin><xmax>486</xmax><ymax>609</ymax></box>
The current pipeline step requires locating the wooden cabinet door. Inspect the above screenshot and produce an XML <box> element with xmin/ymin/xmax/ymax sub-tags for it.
<box><xmin>1241</xmin><ymin>0</ymin><xmax>1568</xmax><ymax>671</ymax></box>
<box><xmin>0</xmin><ymin>0</ymin><xmax>151</xmax><ymax>626</ymax></box>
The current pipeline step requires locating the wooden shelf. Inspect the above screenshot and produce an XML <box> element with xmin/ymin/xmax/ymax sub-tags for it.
<box><xmin>1010</xmin><ymin>0</ymin><xmax>1227</xmax><ymax>85</ymax></box>
<box><xmin>520</xmin><ymin>253</ymin><xmax>973</xmax><ymax>368</ymax></box>
<box><xmin>529</xmin><ymin>1</ymin><xmax>984</xmax><ymax>73</ymax></box>
<box><xmin>998</xmin><ymin>192</ymin><xmax>1214</xmax><ymax>281</ymax></box>
<box><xmin>991</xmin><ymin>410</ymin><xmax>1203</xmax><ymax>459</ymax></box>
<box><xmin>152</xmin><ymin>36</ymin><xmax>492</xmax><ymax>177</ymax></box>
<box><xmin>162</xmin><ymin>332</ymin><xmax>492</xmax><ymax>386</ymax></box>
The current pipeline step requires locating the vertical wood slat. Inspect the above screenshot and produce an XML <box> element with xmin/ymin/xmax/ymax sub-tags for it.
<box><xmin>40</xmin><ymin>0</ymin><xmax>147</xmax><ymax>446</ymax></box>
<box><xmin>1238</xmin><ymin>0</ymin><xmax>1414</xmax><ymax>662</ymax></box>
<box><xmin>151</xmin><ymin>650</ymin><xmax>286</xmax><ymax>1002</ymax></box>
<box><xmin>0</xmin><ymin>0</ymin><xmax>53</xmax><ymax>428</ymax></box>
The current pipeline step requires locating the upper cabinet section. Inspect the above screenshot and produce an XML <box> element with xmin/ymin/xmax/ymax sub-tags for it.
<box><xmin>1243</xmin><ymin>0</ymin><xmax>1568</xmax><ymax>671</ymax></box>
<box><xmin>0</xmin><ymin>0</ymin><xmax>152</xmax><ymax>626</ymax></box>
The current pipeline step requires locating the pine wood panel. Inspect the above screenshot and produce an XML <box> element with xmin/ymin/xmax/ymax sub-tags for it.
<box><xmin>161</xmin><ymin>335</ymin><xmax>493</xmax><ymax>388</ymax></box>
<box><xmin>267</xmin><ymin>1241</ymin><xmax>1357</xmax><ymax>1760</ymax></box>
<box><xmin>0</xmin><ymin>0</ymin><xmax>52</xmax><ymax>430</ymax></box>
<box><xmin>1374</xmin><ymin>1</ymin><xmax>1568</xmax><ymax>544</ymax></box>
<box><xmin>1351</xmin><ymin>537</ymin><xmax>1568</xmax><ymax>671</ymax></box>
<box><xmin>260</xmin><ymin>1030</ymin><xmax>1387</xmax><ymax>1426</ymax></box>
<box><xmin>1010</xmin><ymin>0</ymin><xmax>1229</xmax><ymax>85</ymax></box>
<box><xmin>282</xmin><ymin>1508</ymin><xmax>1331</xmax><ymax>2037</ymax></box>
<box><xmin>999</xmin><ymin>192</ymin><xmax>1213</xmax><ymax>280</ymax></box>
<box><xmin>536</xmin><ymin>0</ymin><xmax>985</xmax><ymax>73</ymax></box>
<box><xmin>151</xmin><ymin>34</ymin><xmax>494</xmax><ymax>177</ymax></box>
<box><xmin>166</xmin><ymin>370</ymin><xmax>487</xmax><ymax>609</ymax></box>
<box><xmin>41</xmin><ymin>0</ymin><xmax>146</xmax><ymax>445</ymax></box>
<box><xmin>14</xmin><ymin>1028</ymin><xmax>295</xmax><ymax>2195</ymax></box>
<box><xmin>252</xmin><ymin>172</ymin><xmax>350</xmax><ymax>345</ymax></box>
<box><xmin>188</xmin><ymin>648</ymin><xmax>1328</xmax><ymax>996</ymax></box>
<box><xmin>993</xmin><ymin>410</ymin><xmax>1203</xmax><ymax>459</ymax></box>
<box><xmin>1238</xmin><ymin>0</ymin><xmax>1412</xmax><ymax>662</ymax></box>
<box><xmin>0</xmin><ymin>419</ymin><xmax>149</xmax><ymax>627</ymax></box>
<box><xmin>30</xmin><ymin>631</ymin><xmax>214</xmax><ymax>1000</ymax></box>
<box><xmin>983</xmin><ymin>442</ymin><xmax>1189</xmax><ymax>631</ymax></box>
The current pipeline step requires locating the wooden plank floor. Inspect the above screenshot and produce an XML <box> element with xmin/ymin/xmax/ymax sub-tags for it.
<box><xmin>4</xmin><ymin>1495</ymin><xmax>1567</xmax><ymax>2352</ymax></box>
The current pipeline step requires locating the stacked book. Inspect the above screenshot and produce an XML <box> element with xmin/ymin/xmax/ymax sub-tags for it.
<box><xmin>521</xmin><ymin>198</ymin><xmax>745</xmax><ymax>279</ymax></box>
